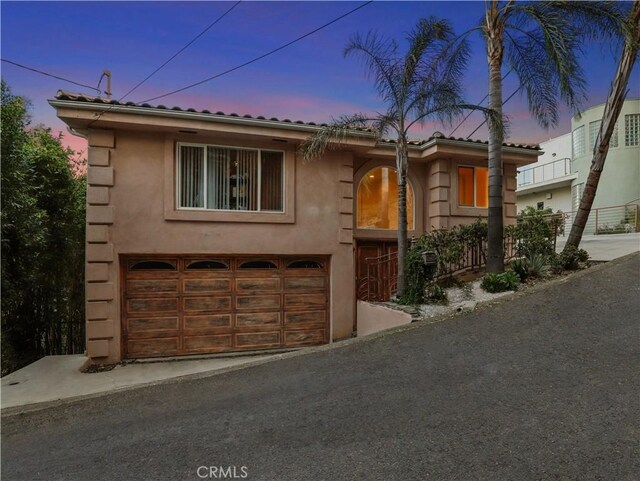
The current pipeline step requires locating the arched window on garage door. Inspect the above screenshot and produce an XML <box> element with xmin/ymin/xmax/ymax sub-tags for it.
<box><xmin>357</xmin><ymin>166</ymin><xmax>414</xmax><ymax>230</ymax></box>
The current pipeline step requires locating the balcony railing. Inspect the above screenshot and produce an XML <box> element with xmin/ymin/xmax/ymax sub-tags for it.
<box><xmin>517</xmin><ymin>157</ymin><xmax>572</xmax><ymax>188</ymax></box>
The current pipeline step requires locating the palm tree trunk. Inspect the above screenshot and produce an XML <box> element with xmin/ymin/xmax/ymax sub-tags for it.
<box><xmin>485</xmin><ymin>1</ymin><xmax>505</xmax><ymax>273</ymax></box>
<box><xmin>565</xmin><ymin>1</ymin><xmax>640</xmax><ymax>250</ymax></box>
<box><xmin>396</xmin><ymin>140</ymin><xmax>409</xmax><ymax>298</ymax></box>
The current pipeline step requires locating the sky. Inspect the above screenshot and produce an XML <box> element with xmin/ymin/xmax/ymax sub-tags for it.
<box><xmin>2</xmin><ymin>1</ymin><xmax>639</xmax><ymax>158</ymax></box>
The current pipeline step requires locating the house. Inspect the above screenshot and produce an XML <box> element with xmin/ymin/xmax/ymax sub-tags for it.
<box><xmin>50</xmin><ymin>91</ymin><xmax>540</xmax><ymax>364</ymax></box>
<box><xmin>517</xmin><ymin>98</ymin><xmax>640</xmax><ymax>233</ymax></box>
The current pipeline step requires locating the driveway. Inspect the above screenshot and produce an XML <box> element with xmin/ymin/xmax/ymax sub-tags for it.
<box><xmin>2</xmin><ymin>253</ymin><xmax>639</xmax><ymax>481</ymax></box>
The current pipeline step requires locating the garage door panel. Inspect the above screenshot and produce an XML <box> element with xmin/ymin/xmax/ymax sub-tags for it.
<box><xmin>183</xmin><ymin>314</ymin><xmax>232</xmax><ymax>330</ymax></box>
<box><xmin>284</xmin><ymin>329</ymin><xmax>326</xmax><ymax>346</ymax></box>
<box><xmin>126</xmin><ymin>279</ymin><xmax>179</xmax><ymax>296</ymax></box>
<box><xmin>236</xmin><ymin>312</ymin><xmax>281</xmax><ymax>327</ymax></box>
<box><xmin>127</xmin><ymin>298</ymin><xmax>178</xmax><ymax>315</ymax></box>
<box><xmin>236</xmin><ymin>278</ymin><xmax>280</xmax><ymax>293</ymax></box>
<box><xmin>127</xmin><ymin>316</ymin><xmax>179</xmax><ymax>334</ymax></box>
<box><xmin>183</xmin><ymin>334</ymin><xmax>233</xmax><ymax>352</ymax></box>
<box><xmin>183</xmin><ymin>278</ymin><xmax>231</xmax><ymax>294</ymax></box>
<box><xmin>284</xmin><ymin>311</ymin><xmax>326</xmax><ymax>328</ymax></box>
<box><xmin>183</xmin><ymin>296</ymin><xmax>232</xmax><ymax>312</ymax></box>
<box><xmin>235</xmin><ymin>331</ymin><xmax>281</xmax><ymax>349</ymax></box>
<box><xmin>127</xmin><ymin>338</ymin><xmax>179</xmax><ymax>357</ymax></box>
<box><xmin>284</xmin><ymin>276</ymin><xmax>325</xmax><ymax>291</ymax></box>
<box><xmin>236</xmin><ymin>295</ymin><xmax>281</xmax><ymax>311</ymax></box>
<box><xmin>284</xmin><ymin>293</ymin><xmax>326</xmax><ymax>309</ymax></box>
<box><xmin>123</xmin><ymin>255</ymin><xmax>329</xmax><ymax>358</ymax></box>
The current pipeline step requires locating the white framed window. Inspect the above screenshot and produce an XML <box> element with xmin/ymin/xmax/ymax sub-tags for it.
<box><xmin>572</xmin><ymin>125</ymin><xmax>585</xmax><ymax>157</ymax></box>
<box><xmin>589</xmin><ymin>120</ymin><xmax>601</xmax><ymax>151</ymax></box>
<box><xmin>177</xmin><ymin>143</ymin><xmax>284</xmax><ymax>212</ymax></box>
<box><xmin>625</xmin><ymin>114</ymin><xmax>640</xmax><ymax>146</ymax></box>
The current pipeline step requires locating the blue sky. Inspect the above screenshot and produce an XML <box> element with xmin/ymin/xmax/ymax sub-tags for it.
<box><xmin>2</xmin><ymin>1</ymin><xmax>638</xmax><ymax>155</ymax></box>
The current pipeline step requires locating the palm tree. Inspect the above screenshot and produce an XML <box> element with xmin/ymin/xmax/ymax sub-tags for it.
<box><xmin>479</xmin><ymin>0</ymin><xmax>626</xmax><ymax>273</ymax></box>
<box><xmin>564</xmin><ymin>1</ymin><xmax>640</xmax><ymax>251</ymax></box>
<box><xmin>300</xmin><ymin>17</ymin><xmax>497</xmax><ymax>298</ymax></box>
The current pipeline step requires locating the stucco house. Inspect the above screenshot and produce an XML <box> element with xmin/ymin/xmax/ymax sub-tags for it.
<box><xmin>50</xmin><ymin>91</ymin><xmax>540</xmax><ymax>364</ymax></box>
<box><xmin>516</xmin><ymin>98</ymin><xmax>640</xmax><ymax>233</ymax></box>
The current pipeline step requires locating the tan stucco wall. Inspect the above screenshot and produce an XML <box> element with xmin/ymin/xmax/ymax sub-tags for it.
<box><xmin>86</xmin><ymin>130</ymin><xmax>356</xmax><ymax>362</ymax></box>
<box><xmin>356</xmin><ymin>301</ymin><xmax>412</xmax><ymax>337</ymax></box>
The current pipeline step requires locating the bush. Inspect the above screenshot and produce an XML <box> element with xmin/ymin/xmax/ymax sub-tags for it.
<box><xmin>398</xmin><ymin>246</ymin><xmax>428</xmax><ymax>305</ymax></box>
<box><xmin>558</xmin><ymin>245</ymin><xmax>590</xmax><ymax>270</ymax></box>
<box><xmin>481</xmin><ymin>271</ymin><xmax>520</xmax><ymax>293</ymax></box>
<box><xmin>510</xmin><ymin>257</ymin><xmax>529</xmax><ymax>281</ymax></box>
<box><xmin>511</xmin><ymin>206</ymin><xmax>556</xmax><ymax>258</ymax></box>
<box><xmin>527</xmin><ymin>254</ymin><xmax>550</xmax><ymax>278</ymax></box>
<box><xmin>424</xmin><ymin>283</ymin><xmax>448</xmax><ymax>305</ymax></box>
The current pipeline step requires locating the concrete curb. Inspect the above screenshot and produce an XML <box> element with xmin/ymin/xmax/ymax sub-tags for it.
<box><xmin>3</xmin><ymin>252</ymin><xmax>637</xmax><ymax>418</ymax></box>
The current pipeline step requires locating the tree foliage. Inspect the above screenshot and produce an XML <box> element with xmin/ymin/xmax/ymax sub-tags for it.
<box><xmin>564</xmin><ymin>1</ymin><xmax>640</xmax><ymax>250</ymax></box>
<box><xmin>1</xmin><ymin>81</ymin><xmax>86</xmax><ymax>375</ymax></box>
<box><xmin>300</xmin><ymin>17</ymin><xmax>498</xmax><ymax>297</ymax></box>
<box><xmin>479</xmin><ymin>0</ymin><xmax>627</xmax><ymax>273</ymax></box>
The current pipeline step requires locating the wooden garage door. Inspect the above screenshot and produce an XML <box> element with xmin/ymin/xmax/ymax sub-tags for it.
<box><xmin>121</xmin><ymin>256</ymin><xmax>329</xmax><ymax>359</ymax></box>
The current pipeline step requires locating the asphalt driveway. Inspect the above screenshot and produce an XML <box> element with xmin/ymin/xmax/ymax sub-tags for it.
<box><xmin>3</xmin><ymin>253</ymin><xmax>639</xmax><ymax>481</ymax></box>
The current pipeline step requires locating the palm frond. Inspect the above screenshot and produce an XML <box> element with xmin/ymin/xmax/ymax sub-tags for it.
<box><xmin>506</xmin><ymin>3</ymin><xmax>584</xmax><ymax>125</ymax></box>
<box><xmin>344</xmin><ymin>32</ymin><xmax>401</xmax><ymax>108</ymax></box>
<box><xmin>298</xmin><ymin>113</ymin><xmax>372</xmax><ymax>163</ymax></box>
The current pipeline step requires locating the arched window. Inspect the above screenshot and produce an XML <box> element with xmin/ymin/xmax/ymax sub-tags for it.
<box><xmin>357</xmin><ymin>167</ymin><xmax>414</xmax><ymax>230</ymax></box>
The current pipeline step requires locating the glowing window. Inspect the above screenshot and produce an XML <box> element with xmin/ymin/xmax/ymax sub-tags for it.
<box><xmin>458</xmin><ymin>166</ymin><xmax>488</xmax><ymax>208</ymax></box>
<box><xmin>357</xmin><ymin>167</ymin><xmax>414</xmax><ymax>230</ymax></box>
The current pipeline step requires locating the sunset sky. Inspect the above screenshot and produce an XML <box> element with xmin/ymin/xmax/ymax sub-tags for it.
<box><xmin>2</xmin><ymin>1</ymin><xmax>638</xmax><ymax>157</ymax></box>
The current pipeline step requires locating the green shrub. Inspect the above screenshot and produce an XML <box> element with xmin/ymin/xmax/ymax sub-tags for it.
<box><xmin>424</xmin><ymin>283</ymin><xmax>448</xmax><ymax>305</ymax></box>
<box><xmin>398</xmin><ymin>246</ymin><xmax>428</xmax><ymax>305</ymax></box>
<box><xmin>559</xmin><ymin>245</ymin><xmax>590</xmax><ymax>270</ymax></box>
<box><xmin>527</xmin><ymin>254</ymin><xmax>550</xmax><ymax>278</ymax></box>
<box><xmin>510</xmin><ymin>257</ymin><xmax>530</xmax><ymax>281</ymax></box>
<box><xmin>512</xmin><ymin>206</ymin><xmax>556</xmax><ymax>258</ymax></box>
<box><xmin>481</xmin><ymin>271</ymin><xmax>520</xmax><ymax>293</ymax></box>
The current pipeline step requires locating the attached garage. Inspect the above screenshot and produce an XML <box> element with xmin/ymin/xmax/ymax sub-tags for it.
<box><xmin>121</xmin><ymin>255</ymin><xmax>330</xmax><ymax>359</ymax></box>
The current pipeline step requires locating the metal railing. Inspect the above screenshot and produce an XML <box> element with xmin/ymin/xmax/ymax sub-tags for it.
<box><xmin>550</xmin><ymin>203</ymin><xmax>639</xmax><ymax>236</ymax></box>
<box><xmin>517</xmin><ymin>157</ymin><xmax>572</xmax><ymax>187</ymax></box>
<box><xmin>358</xmin><ymin>234</ymin><xmax>519</xmax><ymax>302</ymax></box>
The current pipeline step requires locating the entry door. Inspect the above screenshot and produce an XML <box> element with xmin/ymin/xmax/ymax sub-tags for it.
<box><xmin>356</xmin><ymin>241</ymin><xmax>398</xmax><ymax>301</ymax></box>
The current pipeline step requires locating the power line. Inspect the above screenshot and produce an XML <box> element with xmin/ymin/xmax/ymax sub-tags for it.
<box><xmin>449</xmin><ymin>69</ymin><xmax>513</xmax><ymax>137</ymax></box>
<box><xmin>465</xmin><ymin>84</ymin><xmax>521</xmax><ymax>139</ymax></box>
<box><xmin>138</xmin><ymin>0</ymin><xmax>374</xmax><ymax>104</ymax></box>
<box><xmin>88</xmin><ymin>2</ymin><xmax>241</xmax><ymax>127</ymax></box>
<box><xmin>1</xmin><ymin>59</ymin><xmax>101</xmax><ymax>93</ymax></box>
<box><xmin>119</xmin><ymin>1</ymin><xmax>241</xmax><ymax>102</ymax></box>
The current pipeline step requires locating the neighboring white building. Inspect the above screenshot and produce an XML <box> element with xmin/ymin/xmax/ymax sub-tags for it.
<box><xmin>516</xmin><ymin>132</ymin><xmax>575</xmax><ymax>213</ymax></box>
<box><xmin>517</xmin><ymin>98</ymin><xmax>640</xmax><ymax>234</ymax></box>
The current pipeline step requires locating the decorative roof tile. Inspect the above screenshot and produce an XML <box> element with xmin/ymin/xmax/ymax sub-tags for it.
<box><xmin>52</xmin><ymin>90</ymin><xmax>540</xmax><ymax>151</ymax></box>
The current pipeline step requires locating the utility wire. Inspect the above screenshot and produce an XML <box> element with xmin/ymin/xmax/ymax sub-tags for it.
<box><xmin>119</xmin><ymin>1</ymin><xmax>241</xmax><ymax>102</ymax></box>
<box><xmin>138</xmin><ymin>0</ymin><xmax>374</xmax><ymax>104</ymax></box>
<box><xmin>466</xmin><ymin>84</ymin><xmax>521</xmax><ymax>139</ymax></box>
<box><xmin>88</xmin><ymin>1</ymin><xmax>241</xmax><ymax>127</ymax></box>
<box><xmin>448</xmin><ymin>69</ymin><xmax>513</xmax><ymax>137</ymax></box>
<box><xmin>1</xmin><ymin>59</ymin><xmax>101</xmax><ymax>93</ymax></box>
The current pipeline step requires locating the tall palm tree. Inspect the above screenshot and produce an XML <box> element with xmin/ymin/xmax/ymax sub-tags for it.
<box><xmin>300</xmin><ymin>17</ymin><xmax>498</xmax><ymax>298</ymax></box>
<box><xmin>565</xmin><ymin>1</ymin><xmax>640</xmax><ymax>250</ymax></box>
<box><xmin>480</xmin><ymin>0</ymin><xmax>626</xmax><ymax>273</ymax></box>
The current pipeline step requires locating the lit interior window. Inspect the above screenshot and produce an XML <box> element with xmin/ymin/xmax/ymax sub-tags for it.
<box><xmin>357</xmin><ymin>167</ymin><xmax>414</xmax><ymax>230</ymax></box>
<box><xmin>458</xmin><ymin>166</ymin><xmax>488</xmax><ymax>208</ymax></box>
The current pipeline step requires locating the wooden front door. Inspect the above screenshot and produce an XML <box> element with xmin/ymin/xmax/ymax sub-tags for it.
<box><xmin>356</xmin><ymin>241</ymin><xmax>398</xmax><ymax>301</ymax></box>
<box><xmin>121</xmin><ymin>255</ymin><xmax>330</xmax><ymax>359</ymax></box>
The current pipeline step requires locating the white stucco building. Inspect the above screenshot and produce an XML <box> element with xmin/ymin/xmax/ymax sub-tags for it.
<box><xmin>517</xmin><ymin>98</ymin><xmax>640</xmax><ymax>234</ymax></box>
